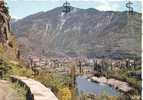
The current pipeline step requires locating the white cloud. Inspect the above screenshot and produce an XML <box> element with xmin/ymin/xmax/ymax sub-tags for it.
<box><xmin>11</xmin><ymin>16</ymin><xmax>22</xmax><ymax>20</ymax></box>
<box><xmin>95</xmin><ymin>1</ymin><xmax>112</xmax><ymax>11</ymax></box>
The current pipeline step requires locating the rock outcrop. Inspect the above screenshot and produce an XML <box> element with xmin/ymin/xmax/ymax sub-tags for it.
<box><xmin>0</xmin><ymin>0</ymin><xmax>17</xmax><ymax>59</ymax></box>
<box><xmin>0</xmin><ymin>0</ymin><xmax>11</xmax><ymax>44</ymax></box>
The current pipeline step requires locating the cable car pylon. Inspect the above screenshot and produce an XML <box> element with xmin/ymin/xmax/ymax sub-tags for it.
<box><xmin>62</xmin><ymin>1</ymin><xmax>71</xmax><ymax>14</ymax></box>
<box><xmin>126</xmin><ymin>0</ymin><xmax>134</xmax><ymax>15</ymax></box>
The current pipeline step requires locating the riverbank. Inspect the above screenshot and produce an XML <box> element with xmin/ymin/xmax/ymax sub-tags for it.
<box><xmin>76</xmin><ymin>76</ymin><xmax>120</xmax><ymax>97</ymax></box>
<box><xmin>91</xmin><ymin>76</ymin><xmax>133</xmax><ymax>93</ymax></box>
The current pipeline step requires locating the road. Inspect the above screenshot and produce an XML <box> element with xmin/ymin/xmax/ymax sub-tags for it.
<box><xmin>0</xmin><ymin>80</ymin><xmax>20</xmax><ymax>100</ymax></box>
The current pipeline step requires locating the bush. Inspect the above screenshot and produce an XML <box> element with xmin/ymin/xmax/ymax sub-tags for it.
<box><xmin>34</xmin><ymin>71</ymin><xmax>65</xmax><ymax>94</ymax></box>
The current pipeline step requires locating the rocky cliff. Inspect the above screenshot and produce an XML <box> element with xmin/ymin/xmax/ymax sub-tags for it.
<box><xmin>0</xmin><ymin>1</ymin><xmax>17</xmax><ymax>58</ymax></box>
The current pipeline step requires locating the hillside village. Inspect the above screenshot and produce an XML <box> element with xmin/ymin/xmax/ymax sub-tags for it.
<box><xmin>26</xmin><ymin>55</ymin><xmax>141</xmax><ymax>75</ymax></box>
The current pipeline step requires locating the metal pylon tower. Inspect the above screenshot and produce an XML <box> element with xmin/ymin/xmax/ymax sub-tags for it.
<box><xmin>63</xmin><ymin>1</ymin><xmax>71</xmax><ymax>13</ymax></box>
<box><xmin>126</xmin><ymin>0</ymin><xmax>134</xmax><ymax>15</ymax></box>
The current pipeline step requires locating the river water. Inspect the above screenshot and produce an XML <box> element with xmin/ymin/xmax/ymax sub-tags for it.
<box><xmin>76</xmin><ymin>76</ymin><xmax>120</xmax><ymax>96</ymax></box>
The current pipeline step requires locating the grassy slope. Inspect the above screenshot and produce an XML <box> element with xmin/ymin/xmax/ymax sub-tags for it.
<box><xmin>0</xmin><ymin>43</ymin><xmax>69</xmax><ymax>98</ymax></box>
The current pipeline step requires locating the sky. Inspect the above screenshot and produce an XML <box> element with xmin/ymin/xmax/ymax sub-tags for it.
<box><xmin>5</xmin><ymin>0</ymin><xmax>142</xmax><ymax>19</ymax></box>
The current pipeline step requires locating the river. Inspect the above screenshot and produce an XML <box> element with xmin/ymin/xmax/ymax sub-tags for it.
<box><xmin>76</xmin><ymin>76</ymin><xmax>120</xmax><ymax>96</ymax></box>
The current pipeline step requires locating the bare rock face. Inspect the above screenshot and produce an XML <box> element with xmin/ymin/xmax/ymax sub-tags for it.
<box><xmin>12</xmin><ymin>7</ymin><xmax>141</xmax><ymax>59</ymax></box>
<box><xmin>0</xmin><ymin>1</ymin><xmax>11</xmax><ymax>44</ymax></box>
<box><xmin>0</xmin><ymin>1</ymin><xmax>17</xmax><ymax>59</ymax></box>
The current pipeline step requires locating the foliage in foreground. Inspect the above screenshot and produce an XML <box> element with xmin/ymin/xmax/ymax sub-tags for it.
<box><xmin>0</xmin><ymin>60</ymin><xmax>33</xmax><ymax>79</ymax></box>
<box><xmin>34</xmin><ymin>71</ymin><xmax>71</xmax><ymax>95</ymax></box>
<box><xmin>11</xmin><ymin>82</ymin><xmax>27</xmax><ymax>100</ymax></box>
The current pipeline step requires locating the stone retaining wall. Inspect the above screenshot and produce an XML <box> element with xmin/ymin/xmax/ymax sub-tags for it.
<box><xmin>10</xmin><ymin>75</ymin><xmax>58</xmax><ymax>100</ymax></box>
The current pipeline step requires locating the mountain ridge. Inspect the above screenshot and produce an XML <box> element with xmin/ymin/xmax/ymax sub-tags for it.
<box><xmin>11</xmin><ymin>7</ymin><xmax>141</xmax><ymax>58</ymax></box>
